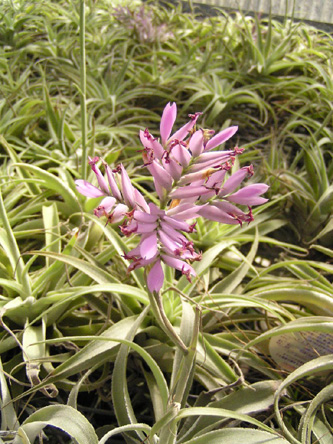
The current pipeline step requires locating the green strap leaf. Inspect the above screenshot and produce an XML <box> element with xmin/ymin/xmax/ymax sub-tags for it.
<box><xmin>0</xmin><ymin>357</ymin><xmax>18</xmax><ymax>431</ymax></box>
<box><xmin>99</xmin><ymin>424</ymin><xmax>152</xmax><ymax>444</ymax></box>
<box><xmin>274</xmin><ymin>355</ymin><xmax>333</xmax><ymax>444</ymax></box>
<box><xmin>14</xmin><ymin>405</ymin><xmax>98</xmax><ymax>444</ymax></box>
<box><xmin>181</xmin><ymin>428</ymin><xmax>290</xmax><ymax>444</ymax></box>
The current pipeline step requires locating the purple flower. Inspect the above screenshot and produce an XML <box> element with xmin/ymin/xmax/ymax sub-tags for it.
<box><xmin>75</xmin><ymin>157</ymin><xmax>147</xmax><ymax>220</ymax></box>
<box><xmin>121</xmin><ymin>203</ymin><xmax>202</xmax><ymax>293</ymax></box>
<box><xmin>113</xmin><ymin>6</ymin><xmax>174</xmax><ymax>43</ymax></box>
<box><xmin>76</xmin><ymin>103</ymin><xmax>269</xmax><ymax>294</ymax></box>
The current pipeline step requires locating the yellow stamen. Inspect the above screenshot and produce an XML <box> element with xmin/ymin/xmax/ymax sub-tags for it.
<box><xmin>169</xmin><ymin>199</ymin><xmax>181</xmax><ymax>209</ymax></box>
<box><xmin>202</xmin><ymin>168</ymin><xmax>215</xmax><ymax>179</ymax></box>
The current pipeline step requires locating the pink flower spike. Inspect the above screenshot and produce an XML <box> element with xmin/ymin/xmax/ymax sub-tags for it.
<box><xmin>160</xmin><ymin>102</ymin><xmax>177</xmax><ymax>145</ymax></box>
<box><xmin>189</xmin><ymin>130</ymin><xmax>204</xmax><ymax>157</ymax></box>
<box><xmin>147</xmin><ymin>260</ymin><xmax>164</xmax><ymax>293</ymax></box>
<box><xmin>75</xmin><ymin>180</ymin><xmax>105</xmax><ymax>198</ymax></box>
<box><xmin>226</xmin><ymin>184</ymin><xmax>269</xmax><ymax>206</ymax></box>
<box><xmin>140</xmin><ymin>232</ymin><xmax>158</xmax><ymax>260</ymax></box>
<box><xmin>205</xmin><ymin>126</ymin><xmax>238</xmax><ymax>151</ymax></box>
<box><xmin>120</xmin><ymin>164</ymin><xmax>136</xmax><ymax>208</ymax></box>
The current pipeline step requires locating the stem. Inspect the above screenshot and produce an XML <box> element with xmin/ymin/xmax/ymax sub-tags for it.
<box><xmin>0</xmin><ymin>188</ymin><xmax>31</xmax><ymax>297</ymax></box>
<box><xmin>80</xmin><ymin>0</ymin><xmax>87</xmax><ymax>180</ymax></box>
<box><xmin>172</xmin><ymin>305</ymin><xmax>200</xmax><ymax>405</ymax></box>
<box><xmin>159</xmin><ymin>305</ymin><xmax>201</xmax><ymax>444</ymax></box>
<box><xmin>148</xmin><ymin>290</ymin><xmax>188</xmax><ymax>354</ymax></box>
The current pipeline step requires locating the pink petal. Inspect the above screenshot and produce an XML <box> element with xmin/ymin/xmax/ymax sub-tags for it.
<box><xmin>94</xmin><ymin>196</ymin><xmax>116</xmax><ymax>217</ymax></box>
<box><xmin>162</xmin><ymin>157</ymin><xmax>183</xmax><ymax>181</ymax></box>
<box><xmin>158</xmin><ymin>229</ymin><xmax>181</xmax><ymax>253</ymax></box>
<box><xmin>166</xmin><ymin>202</ymin><xmax>196</xmax><ymax>216</ymax></box>
<box><xmin>171</xmin><ymin>143</ymin><xmax>191</xmax><ymax>167</ymax></box>
<box><xmin>161</xmin><ymin>254</ymin><xmax>196</xmax><ymax>277</ymax></box>
<box><xmin>189</xmin><ymin>130</ymin><xmax>204</xmax><ymax>157</ymax></box>
<box><xmin>75</xmin><ymin>180</ymin><xmax>105</xmax><ymax>198</ymax></box>
<box><xmin>136</xmin><ymin>222</ymin><xmax>158</xmax><ymax>234</ymax></box>
<box><xmin>198</xmin><ymin>204</ymin><xmax>239</xmax><ymax>224</ymax></box>
<box><xmin>147</xmin><ymin>160</ymin><xmax>173</xmax><ymax>191</ymax></box>
<box><xmin>140</xmin><ymin>129</ymin><xmax>164</xmax><ymax>159</ymax></box>
<box><xmin>170</xmin><ymin>185</ymin><xmax>211</xmax><ymax>199</ymax></box>
<box><xmin>140</xmin><ymin>232</ymin><xmax>158</xmax><ymax>260</ymax></box>
<box><xmin>134</xmin><ymin>189</ymin><xmax>150</xmax><ymax>212</ymax></box>
<box><xmin>109</xmin><ymin>203</ymin><xmax>128</xmax><ymax>223</ymax></box>
<box><xmin>205</xmin><ymin>126</ymin><xmax>238</xmax><ymax>151</ymax></box>
<box><xmin>205</xmin><ymin>169</ymin><xmax>227</xmax><ymax>188</ymax></box>
<box><xmin>90</xmin><ymin>160</ymin><xmax>109</xmax><ymax>194</ymax></box>
<box><xmin>149</xmin><ymin>203</ymin><xmax>165</xmax><ymax>217</ymax></box>
<box><xmin>162</xmin><ymin>216</ymin><xmax>191</xmax><ymax>232</ymax></box>
<box><xmin>160</xmin><ymin>103</ymin><xmax>177</xmax><ymax>145</ymax></box>
<box><xmin>169</xmin><ymin>112</ymin><xmax>201</xmax><ymax>143</ymax></box>
<box><xmin>121</xmin><ymin>220</ymin><xmax>138</xmax><ymax>236</ymax></box>
<box><xmin>147</xmin><ymin>260</ymin><xmax>164</xmax><ymax>293</ymax></box>
<box><xmin>134</xmin><ymin>211</ymin><xmax>158</xmax><ymax>223</ymax></box>
<box><xmin>153</xmin><ymin>179</ymin><xmax>166</xmax><ymax>201</ymax></box>
<box><xmin>104</xmin><ymin>162</ymin><xmax>122</xmax><ymax>201</ymax></box>
<box><xmin>219</xmin><ymin>166</ymin><xmax>252</xmax><ymax>196</ymax></box>
<box><xmin>120</xmin><ymin>164</ymin><xmax>136</xmax><ymax>208</ymax></box>
<box><xmin>124</xmin><ymin>245</ymin><xmax>141</xmax><ymax>259</ymax></box>
<box><xmin>159</xmin><ymin>221</ymin><xmax>187</xmax><ymax>243</ymax></box>
<box><xmin>227</xmin><ymin>184</ymin><xmax>269</xmax><ymax>205</ymax></box>
<box><xmin>171</xmin><ymin>206</ymin><xmax>203</xmax><ymax>221</ymax></box>
<box><xmin>196</xmin><ymin>150</ymin><xmax>234</xmax><ymax>163</ymax></box>
<box><xmin>188</xmin><ymin>156</ymin><xmax>231</xmax><ymax>173</ymax></box>
<box><xmin>213</xmin><ymin>200</ymin><xmax>247</xmax><ymax>216</ymax></box>
<box><xmin>178</xmin><ymin>170</ymin><xmax>207</xmax><ymax>186</ymax></box>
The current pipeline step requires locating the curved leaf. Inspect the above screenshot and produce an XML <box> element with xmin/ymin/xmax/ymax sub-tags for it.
<box><xmin>182</xmin><ymin>427</ymin><xmax>290</xmax><ymax>444</ymax></box>
<box><xmin>14</xmin><ymin>405</ymin><xmax>98</xmax><ymax>444</ymax></box>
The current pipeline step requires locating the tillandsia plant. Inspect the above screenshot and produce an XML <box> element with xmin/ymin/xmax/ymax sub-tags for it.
<box><xmin>75</xmin><ymin>103</ymin><xmax>269</xmax><ymax>350</ymax></box>
<box><xmin>113</xmin><ymin>5</ymin><xmax>174</xmax><ymax>43</ymax></box>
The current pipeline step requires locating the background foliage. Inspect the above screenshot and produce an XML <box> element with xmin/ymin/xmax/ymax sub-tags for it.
<box><xmin>0</xmin><ymin>0</ymin><xmax>332</xmax><ymax>442</ymax></box>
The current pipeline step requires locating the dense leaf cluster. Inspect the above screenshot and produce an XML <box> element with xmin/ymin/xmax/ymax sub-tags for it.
<box><xmin>0</xmin><ymin>1</ymin><xmax>332</xmax><ymax>443</ymax></box>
